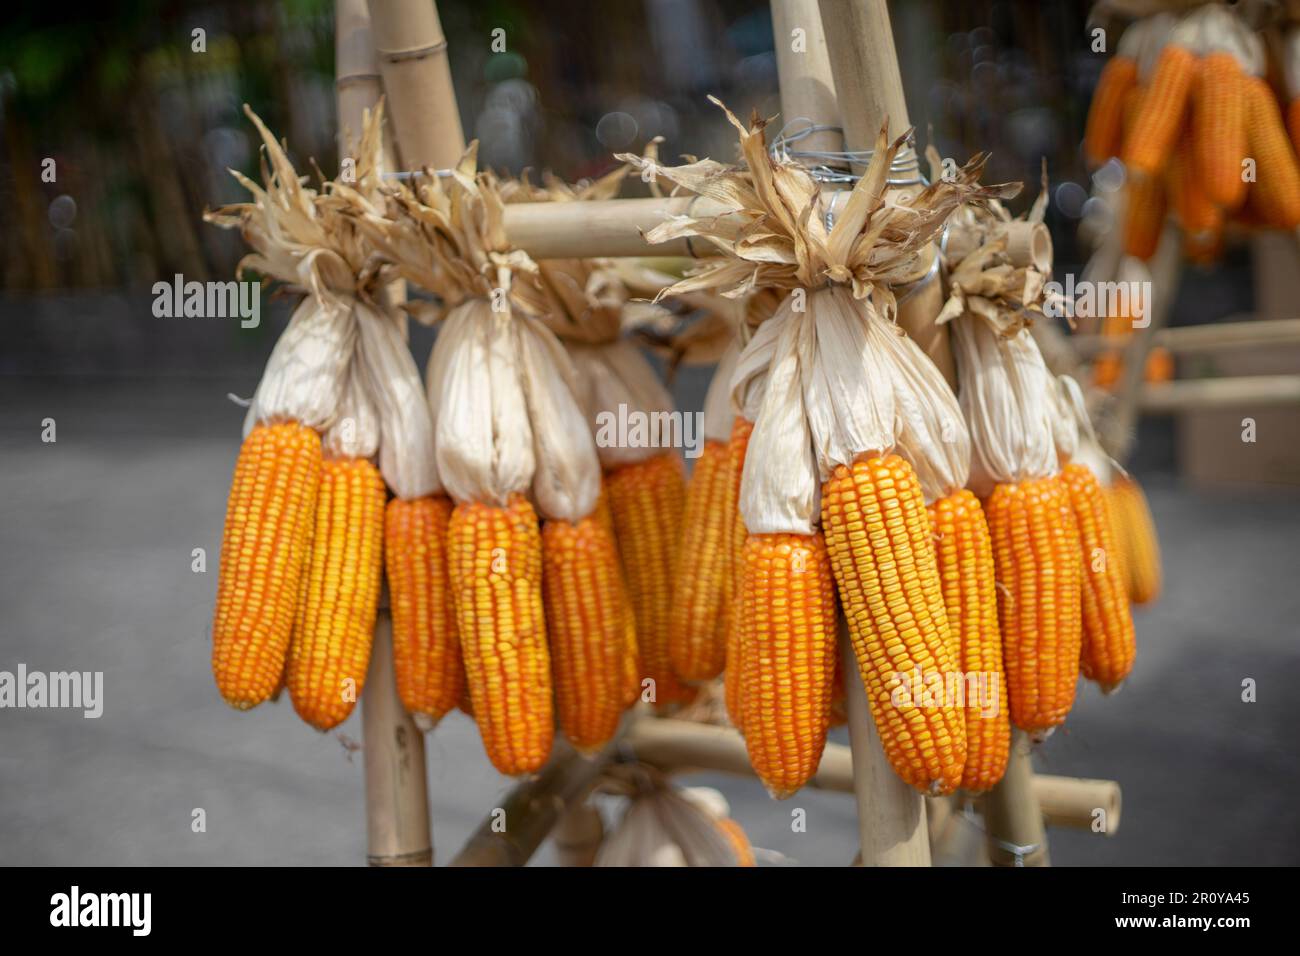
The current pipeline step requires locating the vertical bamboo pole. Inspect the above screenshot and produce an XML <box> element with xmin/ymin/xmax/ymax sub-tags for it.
<box><xmin>817</xmin><ymin>0</ymin><xmax>955</xmax><ymax>389</ymax></box>
<box><xmin>771</xmin><ymin>0</ymin><xmax>844</xmax><ymax>159</ymax></box>
<box><xmin>366</xmin><ymin>0</ymin><xmax>466</xmax><ymax>170</ymax></box>
<box><xmin>338</xmin><ymin>0</ymin><xmax>433</xmax><ymax>867</ymax></box>
<box><xmin>794</xmin><ymin>0</ymin><xmax>935</xmax><ymax>866</ymax></box>
<box><xmin>981</xmin><ymin>730</ymin><xmax>1050</xmax><ymax>866</ymax></box>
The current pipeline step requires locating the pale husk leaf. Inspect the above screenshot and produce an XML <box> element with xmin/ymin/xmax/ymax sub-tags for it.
<box><xmin>702</xmin><ymin>340</ymin><xmax>741</xmax><ymax>442</ymax></box>
<box><xmin>517</xmin><ymin>316</ymin><xmax>600</xmax><ymax>522</ymax></box>
<box><xmin>431</xmin><ymin>299</ymin><xmax>535</xmax><ymax>506</ymax></box>
<box><xmin>322</xmin><ymin>358</ymin><xmax>380</xmax><ymax>460</ymax></box>
<box><xmin>355</xmin><ymin>298</ymin><xmax>442</xmax><ymax>499</ymax></box>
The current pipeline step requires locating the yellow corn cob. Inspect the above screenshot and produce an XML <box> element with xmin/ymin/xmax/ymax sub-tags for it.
<box><xmin>287</xmin><ymin>457</ymin><xmax>386</xmax><ymax>731</ymax></box>
<box><xmin>1124</xmin><ymin>43</ymin><xmax>1196</xmax><ymax>176</ymax></box>
<box><xmin>449</xmin><ymin>494</ymin><xmax>553</xmax><ymax>775</ymax></box>
<box><xmin>1288</xmin><ymin>97</ymin><xmax>1300</xmax><ymax>159</ymax></box>
<box><xmin>1062</xmin><ymin>464</ymin><xmax>1136</xmax><ymax>690</ymax></box>
<box><xmin>1085</xmin><ymin>55</ymin><xmax>1138</xmax><ymax>167</ymax></box>
<box><xmin>457</xmin><ymin>675</ymin><xmax>474</xmax><ymax>719</ymax></box>
<box><xmin>927</xmin><ymin>490</ymin><xmax>1010</xmax><ymax>794</ymax></box>
<box><xmin>385</xmin><ymin>494</ymin><xmax>462</xmax><ymax>723</ymax></box>
<box><xmin>1124</xmin><ymin>168</ymin><xmax>1167</xmax><ymax>261</ymax></box>
<box><xmin>605</xmin><ymin>453</ymin><xmax>693</xmax><ymax>708</ymax></box>
<box><xmin>1193</xmin><ymin>52</ymin><xmax>1247</xmax><ymax>209</ymax></box>
<box><xmin>723</xmin><ymin>417</ymin><xmax>754</xmax><ymax>731</ymax></box>
<box><xmin>1244</xmin><ymin>75</ymin><xmax>1300</xmax><ymax>229</ymax></box>
<box><xmin>821</xmin><ymin>455</ymin><xmax>966</xmax><ymax>795</ymax></box>
<box><xmin>543</xmin><ymin>514</ymin><xmax>629</xmax><ymax>752</ymax></box>
<box><xmin>1109</xmin><ymin>476</ymin><xmax>1162</xmax><ymax>605</ymax></box>
<box><xmin>738</xmin><ymin>532</ymin><xmax>837</xmax><ymax>798</ymax></box>
<box><xmin>669</xmin><ymin>439</ymin><xmax>732</xmax><ymax>681</ymax></box>
<box><xmin>716</xmin><ymin>817</ymin><xmax>756</xmax><ymax>867</ymax></box>
<box><xmin>213</xmin><ymin>421</ymin><xmax>322</xmax><ymax>710</ymax></box>
<box><xmin>828</xmin><ymin>646</ymin><xmax>847</xmax><ymax>729</ymax></box>
<box><xmin>595</xmin><ymin>483</ymin><xmax>642</xmax><ymax>706</ymax></box>
<box><xmin>984</xmin><ymin>475</ymin><xmax>1083</xmax><ymax>734</ymax></box>
<box><xmin>1170</xmin><ymin>123</ymin><xmax>1223</xmax><ymax>236</ymax></box>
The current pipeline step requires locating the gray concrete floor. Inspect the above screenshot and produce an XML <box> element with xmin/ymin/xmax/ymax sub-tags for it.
<box><xmin>1</xmin><ymin>376</ymin><xmax>1297</xmax><ymax>866</ymax></box>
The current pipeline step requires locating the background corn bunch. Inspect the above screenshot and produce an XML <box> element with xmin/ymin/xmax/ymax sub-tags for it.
<box><xmin>1085</xmin><ymin>6</ymin><xmax>1300</xmax><ymax>268</ymax></box>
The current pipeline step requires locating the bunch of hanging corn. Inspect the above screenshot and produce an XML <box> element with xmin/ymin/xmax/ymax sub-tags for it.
<box><xmin>354</xmin><ymin>156</ymin><xmax>656</xmax><ymax>771</ymax></box>
<box><xmin>1084</xmin><ymin>5</ymin><xmax>1300</xmax><ymax>266</ymax></box>
<box><xmin>624</xmin><ymin>101</ymin><xmax>1015</xmax><ymax>797</ymax></box>
<box><xmin>208</xmin><ymin>106</ymin><xmax>405</xmax><ymax>730</ymax></box>
<box><xmin>941</xmin><ymin>193</ymin><xmax>1085</xmax><ymax>738</ymax></box>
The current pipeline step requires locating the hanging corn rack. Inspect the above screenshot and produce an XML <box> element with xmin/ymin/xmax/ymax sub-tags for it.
<box><xmin>199</xmin><ymin>0</ymin><xmax>1150</xmax><ymax>868</ymax></box>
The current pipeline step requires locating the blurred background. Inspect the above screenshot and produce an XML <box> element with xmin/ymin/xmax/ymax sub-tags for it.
<box><xmin>1</xmin><ymin>0</ymin><xmax>1297</xmax><ymax>866</ymax></box>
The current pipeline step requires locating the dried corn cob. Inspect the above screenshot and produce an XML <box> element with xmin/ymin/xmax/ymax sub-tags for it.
<box><xmin>927</xmin><ymin>490</ymin><xmax>1010</xmax><ymax>794</ymax></box>
<box><xmin>668</xmin><ymin>439</ymin><xmax>732</xmax><ymax>681</ymax></box>
<box><xmin>1124</xmin><ymin>169</ymin><xmax>1168</xmax><ymax>261</ymax></box>
<box><xmin>821</xmin><ymin>455</ymin><xmax>966</xmax><ymax>795</ymax></box>
<box><xmin>595</xmin><ymin>483</ymin><xmax>642</xmax><ymax>705</ymax></box>
<box><xmin>1085</xmin><ymin>55</ymin><xmax>1138</xmax><ymax>167</ymax></box>
<box><xmin>1109</xmin><ymin>476</ymin><xmax>1162</xmax><ymax>605</ymax></box>
<box><xmin>1193</xmin><ymin>52</ymin><xmax>1247</xmax><ymax>209</ymax></box>
<box><xmin>716</xmin><ymin>817</ymin><xmax>756</xmax><ymax>867</ymax></box>
<box><xmin>1289</xmin><ymin>97</ymin><xmax>1300</xmax><ymax>159</ymax></box>
<box><xmin>828</xmin><ymin>643</ymin><xmax>847</xmax><ymax>729</ymax></box>
<box><xmin>605</xmin><ymin>452</ymin><xmax>692</xmax><ymax>707</ymax></box>
<box><xmin>1124</xmin><ymin>43</ymin><xmax>1196</xmax><ymax>176</ymax></box>
<box><xmin>449</xmin><ymin>494</ymin><xmax>554</xmax><ymax>775</ymax></box>
<box><xmin>1062</xmin><ymin>463</ymin><xmax>1136</xmax><ymax>690</ymax></box>
<box><xmin>1244</xmin><ymin>75</ymin><xmax>1300</xmax><ymax>228</ymax></box>
<box><xmin>738</xmin><ymin>532</ymin><xmax>837</xmax><ymax>798</ymax></box>
<box><xmin>287</xmin><ymin>457</ymin><xmax>385</xmax><ymax>730</ymax></box>
<box><xmin>984</xmin><ymin>476</ymin><xmax>1083</xmax><ymax>734</ymax></box>
<box><xmin>385</xmin><ymin>494</ymin><xmax>462</xmax><ymax>724</ymax></box>
<box><xmin>1170</xmin><ymin>126</ymin><xmax>1223</xmax><ymax>236</ymax></box>
<box><xmin>213</xmin><ymin>421</ymin><xmax>322</xmax><ymax>710</ymax></box>
<box><xmin>723</xmin><ymin>417</ymin><xmax>754</xmax><ymax>731</ymax></box>
<box><xmin>543</xmin><ymin>514</ymin><xmax>629</xmax><ymax>752</ymax></box>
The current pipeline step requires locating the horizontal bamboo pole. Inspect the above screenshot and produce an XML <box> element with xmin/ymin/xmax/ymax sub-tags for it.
<box><xmin>1073</xmin><ymin>318</ymin><xmax>1300</xmax><ymax>357</ymax></box>
<box><xmin>501</xmin><ymin>196</ymin><xmax>728</xmax><ymax>260</ymax></box>
<box><xmin>624</xmin><ymin>718</ymin><xmax>1117</xmax><ymax>833</ymax></box>
<box><xmin>1033</xmin><ymin>774</ymin><xmax>1122</xmax><ymax>835</ymax></box>
<box><xmin>1141</xmin><ymin>375</ymin><xmax>1300</xmax><ymax>412</ymax></box>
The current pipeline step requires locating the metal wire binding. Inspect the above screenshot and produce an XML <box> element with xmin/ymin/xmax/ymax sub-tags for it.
<box><xmin>769</xmin><ymin>117</ymin><xmax>928</xmax><ymax>188</ymax></box>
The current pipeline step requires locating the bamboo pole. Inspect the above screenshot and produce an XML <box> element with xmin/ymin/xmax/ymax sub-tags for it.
<box><xmin>622</xmin><ymin>717</ymin><xmax>1118</xmax><ymax>832</ymax></box>
<box><xmin>450</xmin><ymin>742</ymin><xmax>615</xmax><ymax>867</ymax></box>
<box><xmin>338</xmin><ymin>0</ymin><xmax>433</xmax><ymax>867</ymax></box>
<box><xmin>981</xmin><ymin>730</ymin><xmax>1050</xmax><ymax>867</ymax></box>
<box><xmin>366</xmin><ymin>0</ymin><xmax>465</xmax><ymax>170</ymax></box>
<box><xmin>1140</xmin><ymin>375</ymin><xmax>1300</xmax><ymax>411</ymax></box>
<box><xmin>771</xmin><ymin>0</ymin><xmax>845</xmax><ymax>159</ymax></box>
<box><xmin>1070</xmin><ymin>318</ymin><xmax>1300</xmax><ymax>356</ymax></box>
<box><xmin>1099</xmin><ymin>222</ymin><xmax>1183</xmax><ymax>461</ymax></box>
<box><xmin>807</xmin><ymin>0</ymin><xmax>935</xmax><ymax>867</ymax></box>
<box><xmin>552</xmin><ymin>801</ymin><xmax>605</xmax><ymax>867</ymax></box>
<box><xmin>361</xmin><ymin>610</ymin><xmax>432</xmax><ymax>865</ymax></box>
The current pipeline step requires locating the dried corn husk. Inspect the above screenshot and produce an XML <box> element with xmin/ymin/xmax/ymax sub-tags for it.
<box><xmin>349</xmin><ymin>143</ymin><xmax>600</xmax><ymax>517</ymax></box>
<box><xmin>208</xmin><ymin>107</ymin><xmax>369</xmax><ymax>435</ymax></box>
<box><xmin>322</xmin><ymin>360</ymin><xmax>380</xmax><ymax>460</ymax></box>
<box><xmin>620</xmin><ymin>100</ymin><xmax>1013</xmax><ymax>532</ymax></box>
<box><xmin>595</xmin><ymin>776</ymin><xmax>743</xmax><ymax>867</ymax></box>
<box><xmin>702</xmin><ymin>341</ymin><xmax>741</xmax><ymax>443</ymax></box>
<box><xmin>211</xmin><ymin>104</ymin><xmax>441</xmax><ymax>500</ymax></box>
<box><xmin>938</xmin><ymin>178</ymin><xmax>1065</xmax><ymax>496</ymax></box>
<box><xmin>1052</xmin><ymin>372</ymin><xmax>1119</xmax><ymax>483</ymax></box>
